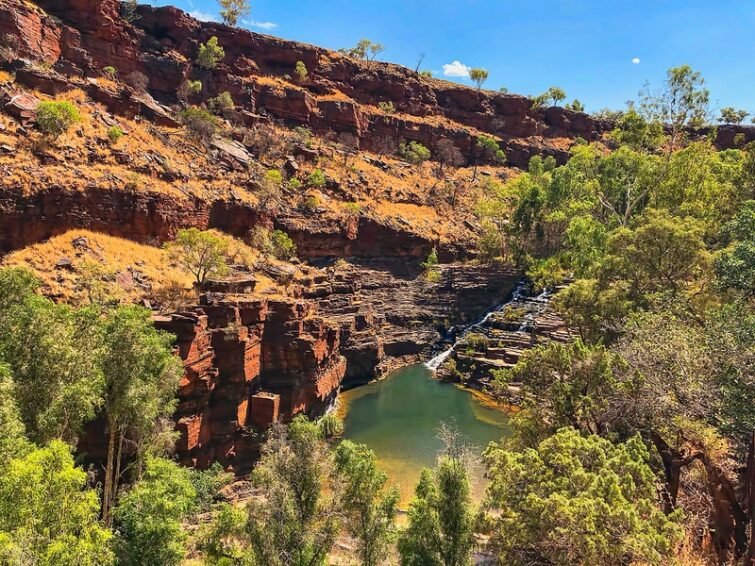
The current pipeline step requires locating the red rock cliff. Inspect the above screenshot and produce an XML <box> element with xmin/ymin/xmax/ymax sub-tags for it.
<box><xmin>154</xmin><ymin>292</ymin><xmax>345</xmax><ymax>473</ymax></box>
<box><xmin>1</xmin><ymin>0</ymin><xmax>612</xmax><ymax>168</ymax></box>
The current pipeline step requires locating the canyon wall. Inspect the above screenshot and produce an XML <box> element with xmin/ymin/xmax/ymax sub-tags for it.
<box><xmin>93</xmin><ymin>262</ymin><xmax>518</xmax><ymax>472</ymax></box>
<box><xmin>4</xmin><ymin>0</ymin><xmax>751</xmax><ymax>167</ymax></box>
<box><xmin>0</xmin><ymin>0</ymin><xmax>612</xmax><ymax>169</ymax></box>
<box><xmin>153</xmin><ymin>292</ymin><xmax>345</xmax><ymax>473</ymax></box>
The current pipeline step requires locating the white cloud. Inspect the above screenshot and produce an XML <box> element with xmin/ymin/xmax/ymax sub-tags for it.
<box><xmin>189</xmin><ymin>10</ymin><xmax>218</xmax><ymax>22</ymax></box>
<box><xmin>243</xmin><ymin>19</ymin><xmax>278</xmax><ymax>30</ymax></box>
<box><xmin>632</xmin><ymin>57</ymin><xmax>640</xmax><ymax>64</ymax></box>
<box><xmin>442</xmin><ymin>60</ymin><xmax>471</xmax><ymax>78</ymax></box>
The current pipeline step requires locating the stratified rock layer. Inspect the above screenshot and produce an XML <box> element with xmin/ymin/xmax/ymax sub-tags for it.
<box><xmin>154</xmin><ymin>293</ymin><xmax>345</xmax><ymax>473</ymax></box>
<box><xmin>1</xmin><ymin>0</ymin><xmax>612</xmax><ymax>169</ymax></box>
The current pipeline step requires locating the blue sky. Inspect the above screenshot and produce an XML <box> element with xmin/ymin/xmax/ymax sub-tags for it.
<box><xmin>161</xmin><ymin>0</ymin><xmax>754</xmax><ymax>114</ymax></box>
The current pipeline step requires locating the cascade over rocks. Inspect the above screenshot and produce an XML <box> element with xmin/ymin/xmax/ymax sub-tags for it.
<box><xmin>3</xmin><ymin>0</ymin><xmax>753</xmax><ymax>490</ymax></box>
<box><xmin>98</xmin><ymin>262</ymin><xmax>519</xmax><ymax>473</ymax></box>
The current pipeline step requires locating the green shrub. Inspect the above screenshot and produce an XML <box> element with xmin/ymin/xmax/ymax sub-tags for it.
<box><xmin>292</xmin><ymin>126</ymin><xmax>314</xmax><ymax>148</ymax></box>
<box><xmin>288</xmin><ymin>178</ymin><xmax>302</xmax><ymax>190</ymax></box>
<box><xmin>462</xmin><ymin>332</ymin><xmax>487</xmax><ymax>352</ymax></box>
<box><xmin>103</xmin><ymin>66</ymin><xmax>117</xmax><ymax>79</ymax></box>
<box><xmin>344</xmin><ymin>202</ymin><xmax>361</xmax><ymax>216</ymax></box>
<box><xmin>178</xmin><ymin>107</ymin><xmax>218</xmax><ymax>142</ymax></box>
<box><xmin>269</xmin><ymin>230</ymin><xmax>296</xmax><ymax>260</ymax></box>
<box><xmin>421</xmin><ymin>247</ymin><xmax>439</xmax><ymax>271</ymax></box>
<box><xmin>113</xmin><ymin>458</ymin><xmax>197</xmax><ymax>566</ymax></box>
<box><xmin>207</xmin><ymin>91</ymin><xmax>234</xmax><ymax>114</ymax></box>
<box><xmin>318</xmin><ymin>414</ymin><xmax>344</xmax><ymax>439</ymax></box>
<box><xmin>249</xmin><ymin>227</ymin><xmax>297</xmax><ymax>260</ymax></box>
<box><xmin>35</xmin><ymin>100</ymin><xmax>81</xmax><ymax>138</ymax></box>
<box><xmin>476</xmin><ymin>135</ymin><xmax>506</xmax><ymax>164</ymax></box>
<box><xmin>197</xmin><ymin>36</ymin><xmax>224</xmax><ymax>69</ymax></box>
<box><xmin>107</xmin><ymin>126</ymin><xmax>124</xmax><ymax>143</ymax></box>
<box><xmin>307</xmin><ymin>169</ymin><xmax>326</xmax><ymax>188</ymax></box>
<box><xmin>398</xmin><ymin>141</ymin><xmax>431</xmax><ymax>164</ymax></box>
<box><xmin>378</xmin><ymin>101</ymin><xmax>396</xmax><ymax>114</ymax></box>
<box><xmin>294</xmin><ymin>60</ymin><xmax>308</xmax><ymax>82</ymax></box>
<box><xmin>300</xmin><ymin>195</ymin><xmax>320</xmax><ymax>213</ymax></box>
<box><xmin>190</xmin><ymin>463</ymin><xmax>232</xmax><ymax>513</ymax></box>
<box><xmin>185</xmin><ymin>80</ymin><xmax>203</xmax><ymax>96</ymax></box>
<box><xmin>258</xmin><ymin>169</ymin><xmax>280</xmax><ymax>187</ymax></box>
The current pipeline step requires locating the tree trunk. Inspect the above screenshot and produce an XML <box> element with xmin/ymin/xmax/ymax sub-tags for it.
<box><xmin>701</xmin><ymin>454</ymin><xmax>748</xmax><ymax>561</ymax></box>
<box><xmin>650</xmin><ymin>431</ymin><xmax>695</xmax><ymax>514</ymax></box>
<box><xmin>746</xmin><ymin>431</ymin><xmax>755</xmax><ymax>565</ymax></box>
<box><xmin>102</xmin><ymin>417</ymin><xmax>116</xmax><ymax>526</ymax></box>
<box><xmin>112</xmin><ymin>428</ymin><xmax>125</xmax><ymax>508</ymax></box>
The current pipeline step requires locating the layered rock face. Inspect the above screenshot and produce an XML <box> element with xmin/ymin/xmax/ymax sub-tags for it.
<box><xmin>1</xmin><ymin>0</ymin><xmax>611</xmax><ymax>169</ymax></box>
<box><xmin>439</xmin><ymin>284</ymin><xmax>576</xmax><ymax>396</ymax></box>
<box><xmin>304</xmin><ymin>260</ymin><xmax>521</xmax><ymax>386</ymax></box>
<box><xmin>139</xmin><ymin>261</ymin><xmax>519</xmax><ymax>472</ymax></box>
<box><xmin>154</xmin><ymin>292</ymin><xmax>345</xmax><ymax>473</ymax></box>
<box><xmin>6</xmin><ymin>0</ymin><xmax>750</xmax><ymax>165</ymax></box>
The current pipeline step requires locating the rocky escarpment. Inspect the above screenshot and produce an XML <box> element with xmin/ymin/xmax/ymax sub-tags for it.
<box><xmin>306</xmin><ymin>260</ymin><xmax>521</xmax><ymax>386</ymax></box>
<box><xmin>129</xmin><ymin>261</ymin><xmax>521</xmax><ymax>472</ymax></box>
<box><xmin>436</xmin><ymin>283</ymin><xmax>576</xmax><ymax>395</ymax></box>
<box><xmin>0</xmin><ymin>0</ymin><xmax>608</xmax><ymax>169</ymax></box>
<box><xmin>153</xmin><ymin>290</ymin><xmax>345</xmax><ymax>474</ymax></box>
<box><xmin>5</xmin><ymin>0</ymin><xmax>752</xmax><ymax>166</ymax></box>
<box><xmin>0</xmin><ymin>183</ymin><xmax>459</xmax><ymax>259</ymax></box>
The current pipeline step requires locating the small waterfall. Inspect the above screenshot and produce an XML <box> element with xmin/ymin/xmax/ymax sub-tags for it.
<box><xmin>425</xmin><ymin>280</ymin><xmax>535</xmax><ymax>371</ymax></box>
<box><xmin>516</xmin><ymin>289</ymin><xmax>551</xmax><ymax>332</ymax></box>
<box><xmin>425</xmin><ymin>347</ymin><xmax>455</xmax><ymax>370</ymax></box>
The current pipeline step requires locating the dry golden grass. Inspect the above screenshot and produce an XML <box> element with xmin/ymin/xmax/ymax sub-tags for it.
<box><xmin>2</xmin><ymin>230</ymin><xmax>195</xmax><ymax>305</ymax></box>
<box><xmin>0</xmin><ymin>78</ymin><xmax>521</xmax><ymax>251</ymax></box>
<box><xmin>1</xmin><ymin>229</ymin><xmax>282</xmax><ymax>308</ymax></box>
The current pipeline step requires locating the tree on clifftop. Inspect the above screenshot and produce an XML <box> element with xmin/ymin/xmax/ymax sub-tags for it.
<box><xmin>640</xmin><ymin>65</ymin><xmax>709</xmax><ymax>153</ymax></box>
<box><xmin>218</xmin><ymin>0</ymin><xmax>251</xmax><ymax>27</ymax></box>
<box><xmin>719</xmin><ymin>106</ymin><xmax>749</xmax><ymax>125</ymax></box>
<box><xmin>338</xmin><ymin>39</ymin><xmax>385</xmax><ymax>63</ymax></box>
<box><xmin>166</xmin><ymin>228</ymin><xmax>229</xmax><ymax>286</ymax></box>
<box><xmin>469</xmin><ymin>68</ymin><xmax>489</xmax><ymax>91</ymax></box>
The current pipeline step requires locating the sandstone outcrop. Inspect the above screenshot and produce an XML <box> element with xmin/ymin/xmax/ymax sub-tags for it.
<box><xmin>306</xmin><ymin>260</ymin><xmax>521</xmax><ymax>386</ymax></box>
<box><xmin>1</xmin><ymin>0</ymin><xmax>610</xmax><ymax>169</ymax></box>
<box><xmin>154</xmin><ymin>291</ymin><xmax>345</xmax><ymax>473</ymax></box>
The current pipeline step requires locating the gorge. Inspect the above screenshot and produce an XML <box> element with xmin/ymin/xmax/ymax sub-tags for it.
<box><xmin>0</xmin><ymin>0</ymin><xmax>754</xmax><ymax>564</ymax></box>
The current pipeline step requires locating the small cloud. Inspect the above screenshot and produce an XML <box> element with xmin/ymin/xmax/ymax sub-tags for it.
<box><xmin>189</xmin><ymin>10</ymin><xmax>218</xmax><ymax>22</ymax></box>
<box><xmin>632</xmin><ymin>57</ymin><xmax>640</xmax><ymax>64</ymax></box>
<box><xmin>243</xmin><ymin>19</ymin><xmax>278</xmax><ymax>30</ymax></box>
<box><xmin>442</xmin><ymin>60</ymin><xmax>471</xmax><ymax>78</ymax></box>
